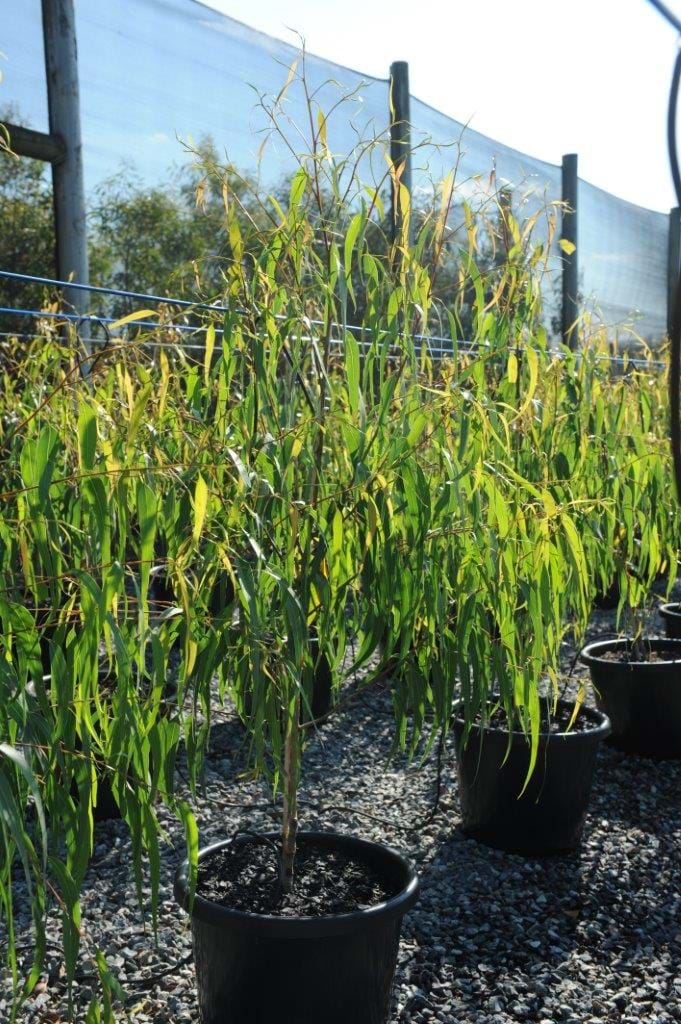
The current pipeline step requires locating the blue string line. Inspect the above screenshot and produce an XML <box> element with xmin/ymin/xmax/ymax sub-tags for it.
<box><xmin>0</xmin><ymin>273</ymin><xmax>667</xmax><ymax>370</ymax></box>
<box><xmin>0</xmin><ymin>268</ymin><xmax>367</xmax><ymax>334</ymax></box>
<box><xmin>0</xmin><ymin>306</ymin><xmax>223</xmax><ymax>336</ymax></box>
<box><xmin>0</xmin><ymin>306</ymin><xmax>664</xmax><ymax>369</ymax></box>
<box><xmin>0</xmin><ymin>269</ymin><xmax>229</xmax><ymax>313</ymax></box>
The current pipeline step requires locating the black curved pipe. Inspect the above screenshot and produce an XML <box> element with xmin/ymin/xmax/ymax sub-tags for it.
<box><xmin>649</xmin><ymin>0</ymin><xmax>681</xmax><ymax>36</ymax></box>
<box><xmin>668</xmin><ymin>48</ymin><xmax>681</xmax><ymax>502</ymax></box>
<box><xmin>649</xmin><ymin>2</ymin><xmax>681</xmax><ymax>500</ymax></box>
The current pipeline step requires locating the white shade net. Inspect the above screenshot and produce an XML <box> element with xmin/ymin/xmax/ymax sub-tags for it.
<box><xmin>1</xmin><ymin>0</ymin><xmax>670</xmax><ymax>341</ymax></box>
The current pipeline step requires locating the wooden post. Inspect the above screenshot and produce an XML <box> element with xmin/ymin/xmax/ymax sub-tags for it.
<box><xmin>561</xmin><ymin>153</ymin><xmax>579</xmax><ymax>349</ymax></box>
<box><xmin>42</xmin><ymin>0</ymin><xmax>89</xmax><ymax>329</ymax></box>
<box><xmin>389</xmin><ymin>61</ymin><xmax>412</xmax><ymax>246</ymax></box>
<box><xmin>4</xmin><ymin>123</ymin><xmax>66</xmax><ymax>163</ymax></box>
<box><xmin>668</xmin><ymin>207</ymin><xmax>681</xmax><ymax>338</ymax></box>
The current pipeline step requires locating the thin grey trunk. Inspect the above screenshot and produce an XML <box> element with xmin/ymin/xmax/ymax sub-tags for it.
<box><xmin>281</xmin><ymin>698</ymin><xmax>300</xmax><ymax>893</ymax></box>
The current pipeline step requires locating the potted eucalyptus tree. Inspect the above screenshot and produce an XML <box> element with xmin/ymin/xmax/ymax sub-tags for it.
<box><xmin>172</xmin><ymin>82</ymin><xmax>429</xmax><ymax>1023</ymax></box>
<box><xmin>580</xmin><ymin>600</ymin><xmax>681</xmax><ymax>759</ymax></box>
<box><xmin>367</xmin><ymin>331</ymin><xmax>613</xmax><ymax>856</ymax></box>
<box><xmin>580</xmin><ymin>397</ymin><xmax>681</xmax><ymax>759</ymax></box>
<box><xmin>0</xmin><ymin>335</ymin><xmax>219</xmax><ymax>1018</ymax></box>
<box><xmin>447</xmin><ymin>469</ymin><xmax>613</xmax><ymax>856</ymax></box>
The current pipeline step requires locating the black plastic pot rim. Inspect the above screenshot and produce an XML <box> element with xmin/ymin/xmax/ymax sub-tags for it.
<box><xmin>451</xmin><ymin>697</ymin><xmax>611</xmax><ymax>741</ymax></box>
<box><xmin>174</xmin><ymin>830</ymin><xmax>420</xmax><ymax>939</ymax></box>
<box><xmin>660</xmin><ymin>603</ymin><xmax>681</xmax><ymax>619</ymax></box>
<box><xmin>580</xmin><ymin>637</ymin><xmax>681</xmax><ymax>669</ymax></box>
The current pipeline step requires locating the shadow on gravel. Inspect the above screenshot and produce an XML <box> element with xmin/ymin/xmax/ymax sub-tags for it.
<box><xmin>394</xmin><ymin>827</ymin><xmax>589</xmax><ymax>1022</ymax></box>
<box><xmin>206</xmin><ymin>713</ymin><xmax>251</xmax><ymax>765</ymax></box>
<box><xmin>591</xmin><ymin>744</ymin><xmax>681</xmax><ymax>831</ymax></box>
<box><xmin>395</xmin><ymin>732</ymin><xmax>681</xmax><ymax>1022</ymax></box>
<box><xmin>205</xmin><ymin>677</ymin><xmax>398</xmax><ymax>766</ymax></box>
<box><xmin>421</xmin><ymin>828</ymin><xmax>587</xmax><ymax>958</ymax></box>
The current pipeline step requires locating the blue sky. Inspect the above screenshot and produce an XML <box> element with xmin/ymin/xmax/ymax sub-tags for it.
<box><xmin>205</xmin><ymin>0</ymin><xmax>681</xmax><ymax>212</ymax></box>
<box><xmin>0</xmin><ymin>0</ymin><xmax>670</xmax><ymax>334</ymax></box>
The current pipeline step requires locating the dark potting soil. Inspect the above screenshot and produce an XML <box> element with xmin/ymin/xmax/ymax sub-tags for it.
<box><xmin>197</xmin><ymin>837</ymin><xmax>398</xmax><ymax>917</ymax></box>
<box><xmin>600</xmin><ymin>647</ymin><xmax>681</xmax><ymax>664</ymax></box>
<box><xmin>472</xmin><ymin>701</ymin><xmax>595</xmax><ymax>735</ymax></box>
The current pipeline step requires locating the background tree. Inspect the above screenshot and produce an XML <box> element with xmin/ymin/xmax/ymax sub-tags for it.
<box><xmin>0</xmin><ymin>107</ymin><xmax>56</xmax><ymax>329</ymax></box>
<box><xmin>0</xmin><ymin>111</ymin><xmax>551</xmax><ymax>341</ymax></box>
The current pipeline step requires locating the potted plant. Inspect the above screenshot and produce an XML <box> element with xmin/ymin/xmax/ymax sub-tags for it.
<box><xmin>580</xmin><ymin>609</ymin><xmax>681</xmax><ymax>758</ymax></box>
<box><xmin>451</xmin><ymin>694</ymin><xmax>611</xmax><ymax>853</ymax></box>
<box><xmin>367</xmin><ymin>318</ymin><xmax>617</xmax><ymax>855</ymax></box>
<box><xmin>173</xmin><ymin>361</ymin><xmax>420</xmax><ymax>1021</ymax></box>
<box><xmin>580</xmin><ymin>492</ymin><xmax>681</xmax><ymax>758</ymax></box>
<box><xmin>171</xmin><ymin>83</ymin><xmax>431</xmax><ymax>1023</ymax></box>
<box><xmin>444</xmin><ymin>462</ymin><xmax>612</xmax><ymax>855</ymax></box>
<box><xmin>0</xmin><ymin>345</ymin><xmax>216</xmax><ymax>1019</ymax></box>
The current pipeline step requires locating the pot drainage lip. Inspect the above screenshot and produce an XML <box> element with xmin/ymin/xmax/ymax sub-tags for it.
<box><xmin>580</xmin><ymin>636</ymin><xmax>681</xmax><ymax>667</ymax></box>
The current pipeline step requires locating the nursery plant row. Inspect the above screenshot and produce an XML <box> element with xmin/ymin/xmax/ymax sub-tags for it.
<box><xmin>1</xmin><ymin>134</ymin><xmax>680</xmax><ymax>1023</ymax></box>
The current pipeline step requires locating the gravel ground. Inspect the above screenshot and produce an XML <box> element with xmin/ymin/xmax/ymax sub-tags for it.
<box><xmin>2</xmin><ymin>604</ymin><xmax>681</xmax><ymax>1024</ymax></box>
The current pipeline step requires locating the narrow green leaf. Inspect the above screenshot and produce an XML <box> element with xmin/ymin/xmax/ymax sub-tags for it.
<box><xmin>192</xmin><ymin>475</ymin><xmax>209</xmax><ymax>542</ymax></box>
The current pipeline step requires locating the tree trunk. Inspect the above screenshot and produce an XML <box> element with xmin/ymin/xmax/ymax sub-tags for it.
<box><xmin>281</xmin><ymin>695</ymin><xmax>300</xmax><ymax>893</ymax></box>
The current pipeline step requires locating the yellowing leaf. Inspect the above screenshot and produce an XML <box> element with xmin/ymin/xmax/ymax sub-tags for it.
<box><xmin>110</xmin><ymin>309</ymin><xmax>157</xmax><ymax>330</ymax></box>
<box><xmin>559</xmin><ymin>238</ymin><xmax>576</xmax><ymax>255</ymax></box>
<box><xmin>204</xmin><ymin>323</ymin><xmax>215</xmax><ymax>386</ymax></box>
<box><xmin>229</xmin><ymin>218</ymin><xmax>243</xmax><ymax>262</ymax></box>
<box><xmin>541</xmin><ymin>489</ymin><xmax>557</xmax><ymax>518</ymax></box>
<box><xmin>158</xmin><ymin>349</ymin><xmax>170</xmax><ymax>417</ymax></box>
<box><xmin>433</xmin><ymin>171</ymin><xmax>454</xmax><ymax>254</ymax></box>
<box><xmin>291</xmin><ymin>437</ymin><xmax>303</xmax><ymax>459</ymax></box>
<box><xmin>331</xmin><ymin>508</ymin><xmax>343</xmax><ymax>561</ymax></box>
<box><xmin>517</xmin><ymin>346</ymin><xmax>539</xmax><ymax>418</ymax></box>
<box><xmin>317</xmin><ymin>109</ymin><xmax>328</xmax><ymax>151</ymax></box>
<box><xmin>192</xmin><ymin>474</ymin><xmax>208</xmax><ymax>542</ymax></box>
<box><xmin>344</xmin><ymin>212</ymin><xmax>364</xmax><ymax>300</ymax></box>
<box><xmin>345</xmin><ymin>332</ymin><xmax>360</xmax><ymax>416</ymax></box>
<box><xmin>566</xmin><ymin>680</ymin><xmax>586</xmax><ymax>732</ymax></box>
<box><xmin>275</xmin><ymin>58</ymin><xmax>298</xmax><ymax>105</ymax></box>
<box><xmin>364</xmin><ymin>495</ymin><xmax>379</xmax><ymax>551</ymax></box>
<box><xmin>507</xmin><ymin>351</ymin><xmax>518</xmax><ymax>384</ymax></box>
<box><xmin>127</xmin><ymin>383</ymin><xmax>152</xmax><ymax>446</ymax></box>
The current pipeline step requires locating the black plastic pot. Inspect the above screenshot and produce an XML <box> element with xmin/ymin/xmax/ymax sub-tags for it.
<box><xmin>208</xmin><ymin>570</ymin><xmax>236</xmax><ymax>617</ymax></box>
<box><xmin>580</xmin><ymin>637</ymin><xmax>681</xmax><ymax>758</ymax></box>
<box><xmin>451</xmin><ymin>698</ymin><xmax>611</xmax><ymax>855</ymax></box>
<box><xmin>240</xmin><ymin>633</ymin><xmax>333</xmax><ymax>726</ymax></box>
<box><xmin>593</xmin><ymin>578</ymin><xmax>621</xmax><ymax>610</ymax></box>
<box><xmin>70</xmin><ymin>667</ymin><xmax>123</xmax><ymax>821</ymax></box>
<box><xmin>305</xmin><ymin>634</ymin><xmax>333</xmax><ymax>724</ymax></box>
<box><xmin>660</xmin><ymin>603</ymin><xmax>681</xmax><ymax>639</ymax></box>
<box><xmin>150</xmin><ymin>566</ymin><xmax>176</xmax><ymax>609</ymax></box>
<box><xmin>89</xmin><ymin>775</ymin><xmax>121</xmax><ymax>822</ymax></box>
<box><xmin>69</xmin><ymin>740</ymin><xmax>122</xmax><ymax>822</ymax></box>
<box><xmin>174</xmin><ymin>831</ymin><xmax>419</xmax><ymax>1024</ymax></box>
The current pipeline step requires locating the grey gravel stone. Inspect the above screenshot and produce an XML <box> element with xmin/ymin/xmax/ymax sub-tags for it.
<box><xmin>1</xmin><ymin>600</ymin><xmax>680</xmax><ymax>1022</ymax></box>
